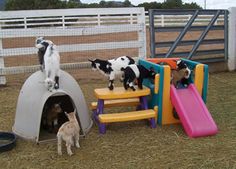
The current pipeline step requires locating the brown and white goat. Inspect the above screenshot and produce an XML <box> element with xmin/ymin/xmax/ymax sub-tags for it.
<box><xmin>42</xmin><ymin>103</ymin><xmax>62</xmax><ymax>133</ymax></box>
<box><xmin>171</xmin><ymin>60</ymin><xmax>191</xmax><ymax>87</ymax></box>
<box><xmin>57</xmin><ymin>110</ymin><xmax>80</xmax><ymax>156</ymax></box>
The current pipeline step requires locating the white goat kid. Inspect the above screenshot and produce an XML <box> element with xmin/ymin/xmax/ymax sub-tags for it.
<box><xmin>44</xmin><ymin>43</ymin><xmax>60</xmax><ymax>91</ymax></box>
<box><xmin>57</xmin><ymin>110</ymin><xmax>80</xmax><ymax>156</ymax></box>
<box><xmin>35</xmin><ymin>37</ymin><xmax>60</xmax><ymax>92</ymax></box>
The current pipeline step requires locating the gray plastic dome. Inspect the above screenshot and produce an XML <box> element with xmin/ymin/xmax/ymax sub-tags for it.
<box><xmin>12</xmin><ymin>70</ymin><xmax>93</xmax><ymax>143</ymax></box>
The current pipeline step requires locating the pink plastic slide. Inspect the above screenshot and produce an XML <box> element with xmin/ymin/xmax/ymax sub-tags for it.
<box><xmin>170</xmin><ymin>84</ymin><xmax>218</xmax><ymax>138</ymax></box>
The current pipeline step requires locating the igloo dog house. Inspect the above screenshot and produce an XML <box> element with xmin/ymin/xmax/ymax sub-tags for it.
<box><xmin>13</xmin><ymin>70</ymin><xmax>93</xmax><ymax>143</ymax></box>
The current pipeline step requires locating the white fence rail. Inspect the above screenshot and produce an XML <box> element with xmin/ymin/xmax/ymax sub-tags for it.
<box><xmin>0</xmin><ymin>8</ymin><xmax>146</xmax><ymax>84</ymax></box>
<box><xmin>0</xmin><ymin>8</ymin><xmax>140</xmax><ymax>29</ymax></box>
<box><xmin>0</xmin><ymin>10</ymin><xmax>224</xmax><ymax>29</ymax></box>
<box><xmin>144</xmin><ymin>13</ymin><xmax>224</xmax><ymax>26</ymax></box>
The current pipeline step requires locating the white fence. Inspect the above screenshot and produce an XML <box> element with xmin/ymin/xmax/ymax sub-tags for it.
<box><xmin>144</xmin><ymin>12</ymin><xmax>224</xmax><ymax>26</ymax></box>
<box><xmin>0</xmin><ymin>8</ymin><xmax>146</xmax><ymax>84</ymax></box>
<box><xmin>228</xmin><ymin>7</ymin><xmax>236</xmax><ymax>71</ymax></box>
<box><xmin>0</xmin><ymin>10</ymin><xmax>224</xmax><ymax>28</ymax></box>
<box><xmin>0</xmin><ymin>8</ymin><xmax>232</xmax><ymax>84</ymax></box>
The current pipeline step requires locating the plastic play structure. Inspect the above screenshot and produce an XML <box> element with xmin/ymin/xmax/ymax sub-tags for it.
<box><xmin>138</xmin><ymin>58</ymin><xmax>218</xmax><ymax>138</ymax></box>
<box><xmin>91</xmin><ymin>58</ymin><xmax>218</xmax><ymax>137</ymax></box>
<box><xmin>13</xmin><ymin>70</ymin><xmax>93</xmax><ymax>143</ymax></box>
<box><xmin>91</xmin><ymin>86</ymin><xmax>156</xmax><ymax>134</ymax></box>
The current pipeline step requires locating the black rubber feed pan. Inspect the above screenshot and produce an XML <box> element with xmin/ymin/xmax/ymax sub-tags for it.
<box><xmin>0</xmin><ymin>132</ymin><xmax>17</xmax><ymax>153</ymax></box>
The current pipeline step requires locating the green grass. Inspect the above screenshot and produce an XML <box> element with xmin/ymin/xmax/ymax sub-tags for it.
<box><xmin>0</xmin><ymin>71</ymin><xmax>236</xmax><ymax>169</ymax></box>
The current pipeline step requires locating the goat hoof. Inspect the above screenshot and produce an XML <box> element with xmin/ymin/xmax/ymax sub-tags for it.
<box><xmin>108</xmin><ymin>86</ymin><xmax>114</xmax><ymax>90</ymax></box>
<box><xmin>54</xmin><ymin>84</ymin><xmax>59</xmax><ymax>89</ymax></box>
<box><xmin>68</xmin><ymin>152</ymin><xmax>73</xmax><ymax>156</ymax></box>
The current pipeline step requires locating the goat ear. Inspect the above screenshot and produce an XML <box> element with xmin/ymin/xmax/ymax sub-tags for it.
<box><xmin>88</xmin><ymin>59</ymin><xmax>94</xmax><ymax>62</ymax></box>
<box><xmin>176</xmin><ymin>59</ymin><xmax>182</xmax><ymax>65</ymax></box>
<box><xmin>64</xmin><ymin>111</ymin><xmax>68</xmax><ymax>116</ymax></box>
<box><xmin>73</xmin><ymin>109</ymin><xmax>76</xmax><ymax>113</ymax></box>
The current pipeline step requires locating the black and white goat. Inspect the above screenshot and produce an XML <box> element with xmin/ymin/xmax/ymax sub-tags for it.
<box><xmin>35</xmin><ymin>37</ymin><xmax>53</xmax><ymax>71</ymax></box>
<box><xmin>122</xmin><ymin>64</ymin><xmax>156</xmax><ymax>91</ymax></box>
<box><xmin>35</xmin><ymin>37</ymin><xmax>60</xmax><ymax>92</ymax></box>
<box><xmin>171</xmin><ymin>60</ymin><xmax>191</xmax><ymax>87</ymax></box>
<box><xmin>88</xmin><ymin>56</ymin><xmax>135</xmax><ymax>90</ymax></box>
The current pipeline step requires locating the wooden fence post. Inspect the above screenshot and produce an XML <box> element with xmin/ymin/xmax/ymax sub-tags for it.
<box><xmin>137</xmin><ymin>8</ymin><xmax>146</xmax><ymax>59</ymax></box>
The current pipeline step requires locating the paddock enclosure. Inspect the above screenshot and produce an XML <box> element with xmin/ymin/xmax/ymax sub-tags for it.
<box><xmin>1</xmin><ymin>7</ymin><xmax>236</xmax><ymax>85</ymax></box>
<box><xmin>0</xmin><ymin>7</ymin><xmax>236</xmax><ymax>168</ymax></box>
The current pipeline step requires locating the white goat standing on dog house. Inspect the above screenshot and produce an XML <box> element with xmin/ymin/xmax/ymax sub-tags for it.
<box><xmin>35</xmin><ymin>37</ymin><xmax>60</xmax><ymax>92</ymax></box>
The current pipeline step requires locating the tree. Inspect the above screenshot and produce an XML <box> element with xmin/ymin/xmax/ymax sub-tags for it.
<box><xmin>69</xmin><ymin>0</ymin><xmax>81</xmax><ymax>3</ymax></box>
<box><xmin>162</xmin><ymin>0</ymin><xmax>183</xmax><ymax>9</ymax></box>
<box><xmin>123</xmin><ymin>0</ymin><xmax>132</xmax><ymax>7</ymax></box>
<box><xmin>5</xmin><ymin>0</ymin><xmax>67</xmax><ymax>10</ymax></box>
<box><xmin>138</xmin><ymin>2</ymin><xmax>162</xmax><ymax>11</ymax></box>
<box><xmin>4</xmin><ymin>0</ymin><xmax>202</xmax><ymax>11</ymax></box>
<box><xmin>182</xmin><ymin>2</ymin><xmax>202</xmax><ymax>9</ymax></box>
<box><xmin>99</xmin><ymin>0</ymin><xmax>106</xmax><ymax>7</ymax></box>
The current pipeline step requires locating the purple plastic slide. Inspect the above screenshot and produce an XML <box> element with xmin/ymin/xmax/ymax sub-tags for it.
<box><xmin>170</xmin><ymin>84</ymin><xmax>218</xmax><ymax>138</ymax></box>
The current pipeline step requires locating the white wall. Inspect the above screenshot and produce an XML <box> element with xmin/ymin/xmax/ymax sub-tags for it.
<box><xmin>228</xmin><ymin>7</ymin><xmax>236</xmax><ymax>71</ymax></box>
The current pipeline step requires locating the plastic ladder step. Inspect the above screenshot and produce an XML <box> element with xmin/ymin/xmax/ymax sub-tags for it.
<box><xmin>91</xmin><ymin>98</ymin><xmax>140</xmax><ymax>110</ymax></box>
<box><xmin>98</xmin><ymin>109</ymin><xmax>156</xmax><ymax>123</ymax></box>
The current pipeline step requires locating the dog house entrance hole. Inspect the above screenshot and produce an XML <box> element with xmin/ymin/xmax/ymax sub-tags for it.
<box><xmin>39</xmin><ymin>94</ymin><xmax>76</xmax><ymax>142</ymax></box>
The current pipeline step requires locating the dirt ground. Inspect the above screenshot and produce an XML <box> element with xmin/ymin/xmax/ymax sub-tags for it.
<box><xmin>3</xmin><ymin>29</ymin><xmax>224</xmax><ymax>68</ymax></box>
<box><xmin>0</xmin><ymin>69</ymin><xmax>236</xmax><ymax>169</ymax></box>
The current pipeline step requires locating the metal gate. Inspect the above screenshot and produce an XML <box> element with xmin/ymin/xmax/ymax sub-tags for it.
<box><xmin>149</xmin><ymin>9</ymin><xmax>228</xmax><ymax>63</ymax></box>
